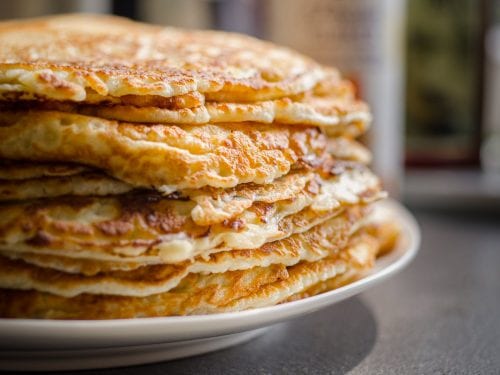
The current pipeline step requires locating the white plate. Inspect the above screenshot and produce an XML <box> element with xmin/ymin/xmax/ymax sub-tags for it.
<box><xmin>0</xmin><ymin>200</ymin><xmax>420</xmax><ymax>372</ymax></box>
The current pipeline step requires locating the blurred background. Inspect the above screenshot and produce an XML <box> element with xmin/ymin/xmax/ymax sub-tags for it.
<box><xmin>1</xmin><ymin>0</ymin><xmax>498</xmax><ymax>212</ymax></box>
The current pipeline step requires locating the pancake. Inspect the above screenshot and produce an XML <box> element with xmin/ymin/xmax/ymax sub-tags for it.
<box><xmin>0</xmin><ymin>172</ymin><xmax>133</xmax><ymax>202</ymax></box>
<box><xmin>0</xmin><ymin>14</ymin><xmax>324</xmax><ymax>103</ymax></box>
<box><xmin>0</xmin><ymin>161</ymin><xmax>380</xmax><ymax>226</ymax></box>
<box><xmin>0</xmin><ymin>207</ymin><xmax>363</xmax><ymax>297</ymax></box>
<box><xmin>0</xmin><ymin>138</ymin><xmax>371</xmax><ymax>203</ymax></box>
<box><xmin>0</xmin><ymin>160</ymin><xmax>89</xmax><ymax>180</ymax></box>
<box><xmin>0</xmin><ymin>222</ymin><xmax>383</xmax><ymax>319</ymax></box>
<box><xmin>0</xmin><ymin>110</ymin><xmax>327</xmax><ymax>192</ymax></box>
<box><xmin>0</xmin><ymin>167</ymin><xmax>384</xmax><ymax>264</ymax></box>
<box><xmin>3</xmin><ymin>71</ymin><xmax>370</xmax><ymax>132</ymax></box>
<box><xmin>0</xmin><ymin>161</ymin><xmax>380</xmax><ymax>228</ymax></box>
<box><xmin>93</xmin><ymin>72</ymin><xmax>368</xmax><ymax>128</ymax></box>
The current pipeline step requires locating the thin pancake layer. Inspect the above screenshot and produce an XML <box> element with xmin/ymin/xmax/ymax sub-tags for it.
<box><xmin>0</xmin><ymin>14</ymin><xmax>323</xmax><ymax>102</ymax></box>
<box><xmin>0</xmin><ymin>160</ymin><xmax>89</xmax><ymax>180</ymax></box>
<box><xmin>0</xmin><ymin>111</ymin><xmax>327</xmax><ymax>192</ymax></box>
<box><xmin>0</xmin><ymin>225</ymin><xmax>383</xmax><ymax>319</ymax></box>
<box><xmin>0</xmin><ymin>137</ymin><xmax>369</xmax><ymax>182</ymax></box>
<box><xmin>0</xmin><ymin>172</ymin><xmax>133</xmax><ymax>202</ymax></box>
<box><xmin>5</xmin><ymin>71</ymin><xmax>370</xmax><ymax>131</ymax></box>
<box><xmin>0</xmin><ymin>160</ymin><xmax>378</xmax><ymax>225</ymax></box>
<box><xmin>0</xmin><ymin>207</ymin><xmax>363</xmax><ymax>297</ymax></box>
<box><xmin>0</xmin><ymin>139</ymin><xmax>371</xmax><ymax>203</ymax></box>
<box><xmin>0</xmin><ymin>167</ymin><xmax>383</xmax><ymax>264</ymax></box>
<box><xmin>0</xmin><ymin>142</ymin><xmax>370</xmax><ymax>212</ymax></box>
<box><xmin>0</xmin><ymin>165</ymin><xmax>314</xmax><ymax>206</ymax></box>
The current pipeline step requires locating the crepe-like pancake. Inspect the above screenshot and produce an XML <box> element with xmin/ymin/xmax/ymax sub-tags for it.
<box><xmin>0</xmin><ymin>224</ymin><xmax>383</xmax><ymax>319</ymax></box>
<box><xmin>0</xmin><ymin>14</ymin><xmax>324</xmax><ymax>103</ymax></box>
<box><xmin>3</xmin><ymin>71</ymin><xmax>370</xmax><ymax>132</ymax></box>
<box><xmin>0</xmin><ymin>111</ymin><xmax>327</xmax><ymax>192</ymax></box>
<box><xmin>0</xmin><ymin>172</ymin><xmax>133</xmax><ymax>202</ymax></box>
<box><xmin>0</xmin><ymin>162</ymin><xmax>380</xmax><ymax>226</ymax></box>
<box><xmin>0</xmin><ymin>139</ymin><xmax>371</xmax><ymax>203</ymax></box>
<box><xmin>0</xmin><ymin>166</ymin><xmax>383</xmax><ymax>264</ymax></box>
<box><xmin>9</xmin><ymin>91</ymin><xmax>208</xmax><ymax>109</ymax></box>
<box><xmin>0</xmin><ymin>160</ymin><xmax>89</xmax><ymax>180</ymax></box>
<box><xmin>88</xmin><ymin>79</ymin><xmax>369</xmax><ymax>130</ymax></box>
<box><xmin>0</xmin><ymin>207</ymin><xmax>363</xmax><ymax>297</ymax></box>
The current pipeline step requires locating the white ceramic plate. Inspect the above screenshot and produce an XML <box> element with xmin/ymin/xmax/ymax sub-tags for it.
<box><xmin>0</xmin><ymin>200</ymin><xmax>420</xmax><ymax>372</ymax></box>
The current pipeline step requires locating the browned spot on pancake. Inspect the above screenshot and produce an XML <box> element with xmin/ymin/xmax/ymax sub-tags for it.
<box><xmin>52</xmin><ymin>221</ymin><xmax>93</xmax><ymax>236</ymax></box>
<box><xmin>144</xmin><ymin>209</ymin><xmax>187</xmax><ymax>233</ymax></box>
<box><xmin>252</xmin><ymin>202</ymin><xmax>273</xmax><ymax>219</ymax></box>
<box><xmin>37</xmin><ymin>71</ymin><xmax>74</xmax><ymax>90</ymax></box>
<box><xmin>119</xmin><ymin>92</ymin><xmax>203</xmax><ymax>109</ymax></box>
<box><xmin>25</xmin><ymin>230</ymin><xmax>53</xmax><ymax>246</ymax></box>
<box><xmin>96</xmin><ymin>220</ymin><xmax>134</xmax><ymax>236</ymax></box>
<box><xmin>221</xmin><ymin>218</ymin><xmax>245</xmax><ymax>231</ymax></box>
<box><xmin>306</xmin><ymin>179</ymin><xmax>320</xmax><ymax>195</ymax></box>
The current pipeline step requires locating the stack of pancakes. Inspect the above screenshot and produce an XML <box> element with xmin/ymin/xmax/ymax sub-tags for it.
<box><xmin>0</xmin><ymin>15</ymin><xmax>398</xmax><ymax>319</ymax></box>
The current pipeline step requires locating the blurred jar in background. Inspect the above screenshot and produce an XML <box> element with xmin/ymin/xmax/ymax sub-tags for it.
<box><xmin>265</xmin><ymin>0</ymin><xmax>407</xmax><ymax>196</ymax></box>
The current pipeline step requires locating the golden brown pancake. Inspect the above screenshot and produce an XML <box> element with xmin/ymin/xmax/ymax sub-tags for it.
<box><xmin>1</xmin><ymin>70</ymin><xmax>370</xmax><ymax>131</ymax></box>
<box><xmin>0</xmin><ymin>14</ymin><xmax>324</xmax><ymax>103</ymax></box>
<box><xmin>0</xmin><ymin>221</ymin><xmax>385</xmax><ymax>319</ymax></box>
<box><xmin>0</xmin><ymin>207</ymin><xmax>364</xmax><ymax>297</ymax></box>
<box><xmin>0</xmin><ymin>110</ymin><xmax>327</xmax><ymax>192</ymax></box>
<box><xmin>0</xmin><ymin>139</ymin><xmax>371</xmax><ymax>202</ymax></box>
<box><xmin>0</xmin><ymin>172</ymin><xmax>133</xmax><ymax>202</ymax></box>
<box><xmin>0</xmin><ymin>160</ymin><xmax>89</xmax><ymax>180</ymax></box>
<box><xmin>0</xmin><ymin>167</ymin><xmax>383</xmax><ymax>264</ymax></box>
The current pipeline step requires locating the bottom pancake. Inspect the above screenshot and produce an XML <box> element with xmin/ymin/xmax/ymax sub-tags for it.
<box><xmin>0</xmin><ymin>220</ymin><xmax>396</xmax><ymax>319</ymax></box>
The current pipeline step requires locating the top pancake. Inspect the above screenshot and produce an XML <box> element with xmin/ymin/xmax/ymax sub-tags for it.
<box><xmin>0</xmin><ymin>14</ymin><xmax>324</xmax><ymax>103</ymax></box>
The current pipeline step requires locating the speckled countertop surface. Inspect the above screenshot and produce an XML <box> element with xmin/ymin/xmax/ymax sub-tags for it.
<box><xmin>18</xmin><ymin>207</ymin><xmax>500</xmax><ymax>375</ymax></box>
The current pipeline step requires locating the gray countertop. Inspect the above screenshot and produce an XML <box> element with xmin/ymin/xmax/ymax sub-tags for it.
<box><xmin>21</xmin><ymin>207</ymin><xmax>500</xmax><ymax>374</ymax></box>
